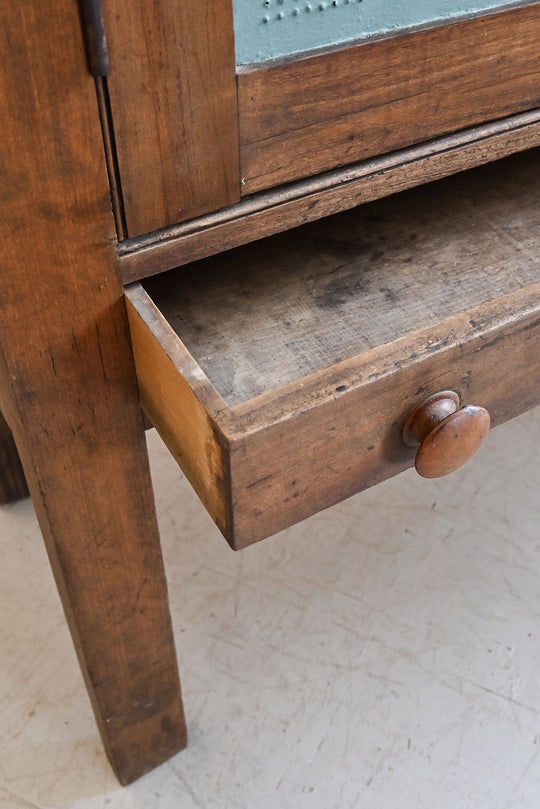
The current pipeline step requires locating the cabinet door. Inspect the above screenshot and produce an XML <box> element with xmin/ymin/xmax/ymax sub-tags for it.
<box><xmin>104</xmin><ymin>0</ymin><xmax>540</xmax><ymax>237</ymax></box>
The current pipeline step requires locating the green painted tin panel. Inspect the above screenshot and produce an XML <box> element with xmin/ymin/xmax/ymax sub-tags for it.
<box><xmin>233</xmin><ymin>0</ymin><xmax>523</xmax><ymax>64</ymax></box>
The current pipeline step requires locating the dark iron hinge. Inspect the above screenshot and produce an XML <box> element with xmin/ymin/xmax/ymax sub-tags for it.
<box><xmin>79</xmin><ymin>0</ymin><xmax>127</xmax><ymax>239</ymax></box>
<box><xmin>79</xmin><ymin>0</ymin><xmax>109</xmax><ymax>77</ymax></box>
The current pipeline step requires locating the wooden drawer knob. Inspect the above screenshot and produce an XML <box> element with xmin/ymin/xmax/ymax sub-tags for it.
<box><xmin>402</xmin><ymin>391</ymin><xmax>490</xmax><ymax>478</ymax></box>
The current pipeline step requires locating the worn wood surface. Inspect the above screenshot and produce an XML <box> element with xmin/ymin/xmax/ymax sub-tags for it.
<box><xmin>103</xmin><ymin>0</ymin><xmax>240</xmax><ymax>236</ymax></box>
<box><xmin>125</xmin><ymin>289</ymin><xmax>232</xmax><ymax>538</ymax></box>
<box><xmin>118</xmin><ymin>111</ymin><xmax>540</xmax><ymax>282</ymax></box>
<box><xmin>0</xmin><ymin>410</ymin><xmax>29</xmax><ymax>504</ymax></box>
<box><xmin>227</xmin><ymin>284</ymin><xmax>540</xmax><ymax>546</ymax></box>
<box><xmin>128</xmin><ymin>152</ymin><xmax>540</xmax><ymax>548</ymax></box>
<box><xmin>144</xmin><ymin>151</ymin><xmax>540</xmax><ymax>404</ymax></box>
<box><xmin>0</xmin><ymin>2</ymin><xmax>186</xmax><ymax>783</ymax></box>
<box><xmin>238</xmin><ymin>3</ymin><xmax>540</xmax><ymax>194</ymax></box>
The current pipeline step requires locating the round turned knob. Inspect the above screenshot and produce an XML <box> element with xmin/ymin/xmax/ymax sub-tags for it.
<box><xmin>402</xmin><ymin>390</ymin><xmax>490</xmax><ymax>478</ymax></box>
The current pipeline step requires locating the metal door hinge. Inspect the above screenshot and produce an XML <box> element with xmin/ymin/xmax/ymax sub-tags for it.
<box><xmin>80</xmin><ymin>0</ymin><xmax>109</xmax><ymax>77</ymax></box>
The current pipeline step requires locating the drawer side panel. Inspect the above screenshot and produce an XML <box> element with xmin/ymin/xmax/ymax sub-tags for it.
<box><xmin>125</xmin><ymin>289</ymin><xmax>232</xmax><ymax>538</ymax></box>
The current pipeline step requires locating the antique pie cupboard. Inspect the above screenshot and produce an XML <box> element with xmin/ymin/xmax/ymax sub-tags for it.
<box><xmin>1</xmin><ymin>0</ymin><xmax>540</xmax><ymax>785</ymax></box>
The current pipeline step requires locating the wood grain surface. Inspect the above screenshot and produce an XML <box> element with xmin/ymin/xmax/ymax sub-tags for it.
<box><xmin>128</xmin><ymin>152</ymin><xmax>540</xmax><ymax>548</ymax></box>
<box><xmin>227</xmin><ymin>286</ymin><xmax>540</xmax><ymax>547</ymax></box>
<box><xmin>104</xmin><ymin>0</ymin><xmax>240</xmax><ymax>236</ymax></box>
<box><xmin>126</xmin><ymin>288</ymin><xmax>232</xmax><ymax>539</ymax></box>
<box><xmin>143</xmin><ymin>152</ymin><xmax>540</xmax><ymax>404</ymax></box>
<box><xmin>118</xmin><ymin>111</ymin><xmax>540</xmax><ymax>282</ymax></box>
<box><xmin>0</xmin><ymin>1</ymin><xmax>186</xmax><ymax>783</ymax></box>
<box><xmin>238</xmin><ymin>3</ymin><xmax>540</xmax><ymax>194</ymax></box>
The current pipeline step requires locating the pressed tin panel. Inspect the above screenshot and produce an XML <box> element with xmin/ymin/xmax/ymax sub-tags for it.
<box><xmin>233</xmin><ymin>0</ymin><xmax>524</xmax><ymax>64</ymax></box>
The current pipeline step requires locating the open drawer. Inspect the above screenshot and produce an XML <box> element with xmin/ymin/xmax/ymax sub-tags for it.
<box><xmin>125</xmin><ymin>150</ymin><xmax>540</xmax><ymax>550</ymax></box>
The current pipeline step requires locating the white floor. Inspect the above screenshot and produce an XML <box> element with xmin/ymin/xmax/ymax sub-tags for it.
<box><xmin>2</xmin><ymin>408</ymin><xmax>540</xmax><ymax>809</ymax></box>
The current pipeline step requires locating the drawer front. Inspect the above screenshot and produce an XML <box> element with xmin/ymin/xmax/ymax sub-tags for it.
<box><xmin>227</xmin><ymin>296</ymin><xmax>540</xmax><ymax>546</ymax></box>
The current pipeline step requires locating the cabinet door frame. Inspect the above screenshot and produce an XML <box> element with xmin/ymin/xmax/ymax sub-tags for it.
<box><xmin>104</xmin><ymin>0</ymin><xmax>540</xmax><ymax>238</ymax></box>
<box><xmin>238</xmin><ymin>1</ymin><xmax>540</xmax><ymax>193</ymax></box>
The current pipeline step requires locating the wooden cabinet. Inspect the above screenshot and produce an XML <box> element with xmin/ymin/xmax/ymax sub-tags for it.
<box><xmin>2</xmin><ymin>0</ymin><xmax>539</xmax><ymax>783</ymax></box>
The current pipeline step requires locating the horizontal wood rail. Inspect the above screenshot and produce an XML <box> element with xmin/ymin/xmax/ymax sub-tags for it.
<box><xmin>118</xmin><ymin>110</ymin><xmax>540</xmax><ymax>283</ymax></box>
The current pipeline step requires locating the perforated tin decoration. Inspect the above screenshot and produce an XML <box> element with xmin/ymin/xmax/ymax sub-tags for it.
<box><xmin>232</xmin><ymin>0</ymin><xmax>523</xmax><ymax>64</ymax></box>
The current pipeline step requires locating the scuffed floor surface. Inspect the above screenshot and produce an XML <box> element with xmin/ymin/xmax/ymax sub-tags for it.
<box><xmin>2</xmin><ymin>407</ymin><xmax>540</xmax><ymax>809</ymax></box>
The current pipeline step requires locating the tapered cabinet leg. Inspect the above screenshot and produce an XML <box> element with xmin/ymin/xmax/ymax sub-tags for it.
<box><xmin>1</xmin><ymin>369</ymin><xmax>187</xmax><ymax>783</ymax></box>
<box><xmin>1</xmin><ymin>385</ymin><xmax>188</xmax><ymax>784</ymax></box>
<box><xmin>0</xmin><ymin>410</ymin><xmax>29</xmax><ymax>504</ymax></box>
<box><xmin>0</xmin><ymin>2</ymin><xmax>186</xmax><ymax>784</ymax></box>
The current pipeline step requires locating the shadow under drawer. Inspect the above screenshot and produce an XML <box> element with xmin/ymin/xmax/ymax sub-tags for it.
<box><xmin>125</xmin><ymin>150</ymin><xmax>540</xmax><ymax>549</ymax></box>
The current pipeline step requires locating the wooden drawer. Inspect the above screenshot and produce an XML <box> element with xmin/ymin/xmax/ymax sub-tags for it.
<box><xmin>125</xmin><ymin>150</ymin><xmax>540</xmax><ymax>550</ymax></box>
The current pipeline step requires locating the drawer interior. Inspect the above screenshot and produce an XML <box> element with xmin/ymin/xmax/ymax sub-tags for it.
<box><xmin>126</xmin><ymin>149</ymin><xmax>540</xmax><ymax>548</ymax></box>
